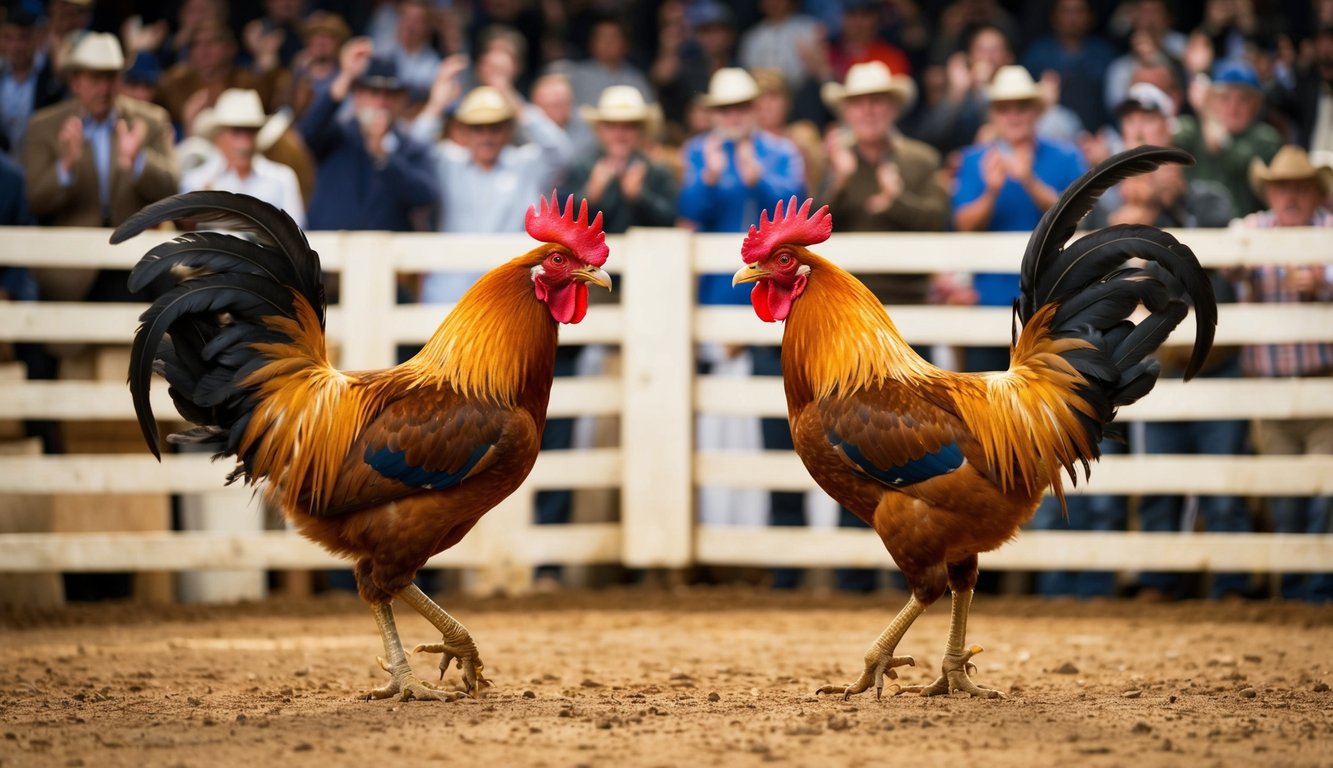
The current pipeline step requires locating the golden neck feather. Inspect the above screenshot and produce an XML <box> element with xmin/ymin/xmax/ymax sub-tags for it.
<box><xmin>783</xmin><ymin>253</ymin><xmax>934</xmax><ymax>400</ymax></box>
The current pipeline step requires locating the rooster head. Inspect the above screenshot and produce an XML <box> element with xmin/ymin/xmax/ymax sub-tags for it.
<box><xmin>524</xmin><ymin>192</ymin><xmax>612</xmax><ymax>324</ymax></box>
<box><xmin>732</xmin><ymin>197</ymin><xmax>832</xmax><ymax>322</ymax></box>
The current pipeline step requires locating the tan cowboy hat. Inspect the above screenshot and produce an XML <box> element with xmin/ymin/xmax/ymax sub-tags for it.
<box><xmin>703</xmin><ymin>67</ymin><xmax>759</xmax><ymax>107</ymax></box>
<box><xmin>204</xmin><ymin>89</ymin><xmax>267</xmax><ymax>136</ymax></box>
<box><xmin>987</xmin><ymin>65</ymin><xmax>1043</xmax><ymax>105</ymax></box>
<box><xmin>1249</xmin><ymin>145</ymin><xmax>1333</xmax><ymax>199</ymax></box>
<box><xmin>578</xmin><ymin>85</ymin><xmax>661</xmax><ymax>126</ymax></box>
<box><xmin>821</xmin><ymin>61</ymin><xmax>916</xmax><ymax>111</ymax></box>
<box><xmin>60</xmin><ymin>31</ymin><xmax>124</xmax><ymax>73</ymax></box>
<box><xmin>454</xmin><ymin>86</ymin><xmax>515</xmax><ymax>125</ymax></box>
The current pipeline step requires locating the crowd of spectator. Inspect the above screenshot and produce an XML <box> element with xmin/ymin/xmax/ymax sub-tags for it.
<box><xmin>1</xmin><ymin>0</ymin><xmax>1331</xmax><ymax>601</ymax></box>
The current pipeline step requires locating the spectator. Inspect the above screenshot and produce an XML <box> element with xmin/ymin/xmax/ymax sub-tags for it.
<box><xmin>1233</xmin><ymin>145</ymin><xmax>1333</xmax><ymax>602</ymax></box>
<box><xmin>532</xmin><ymin>73</ymin><xmax>597</xmax><ymax>166</ymax></box>
<box><xmin>548</xmin><ymin>15</ymin><xmax>652</xmax><ymax>109</ymax></box>
<box><xmin>1103</xmin><ymin>0</ymin><xmax>1188</xmax><ymax>119</ymax></box>
<box><xmin>751</xmin><ymin>68</ymin><xmax>824</xmax><ymax>199</ymax></box>
<box><xmin>827</xmin><ymin>0</ymin><xmax>912</xmax><ymax>83</ymax></box>
<box><xmin>1021</xmin><ymin>0</ymin><xmax>1116</xmax><ymax>132</ymax></box>
<box><xmin>1174</xmin><ymin>60</ymin><xmax>1281</xmax><ymax>218</ymax></box>
<box><xmin>117</xmin><ymin>52</ymin><xmax>163</xmax><ymax>108</ymax></box>
<box><xmin>1281</xmin><ymin>22</ymin><xmax>1332</xmax><ymax>154</ymax></box>
<box><xmin>390</xmin><ymin>0</ymin><xmax>442</xmax><ymax>102</ymax></box>
<box><xmin>737</xmin><ymin>0</ymin><xmax>825</xmax><ymax>122</ymax></box>
<box><xmin>815</xmin><ymin>59</ymin><xmax>949</xmax><ymax>592</ymax></box>
<box><xmin>40</xmin><ymin>0</ymin><xmax>93</xmax><ymax>73</ymax></box>
<box><xmin>565</xmin><ymin>85</ymin><xmax>677</xmax><ymax>234</ymax></box>
<box><xmin>679</xmin><ymin>66</ymin><xmax>805</xmax><ymax>541</ymax></box>
<box><xmin>651</xmin><ymin>0</ymin><xmax>737</xmax><ymax>132</ymax></box>
<box><xmin>952</xmin><ymin>64</ymin><xmax>1086</xmax><ymax>373</ymax></box>
<box><xmin>298</xmin><ymin>39</ymin><xmax>437</xmax><ymax>234</ymax></box>
<box><xmin>914</xmin><ymin>22</ymin><xmax>1011</xmax><ymax>158</ymax></box>
<box><xmin>0</xmin><ymin>9</ymin><xmax>63</xmax><ymax>156</ymax></box>
<box><xmin>158</xmin><ymin>19</ymin><xmax>285</xmax><ymax>133</ymax></box>
<box><xmin>181</xmin><ymin>88</ymin><xmax>305</xmax><ymax>227</ymax></box>
<box><xmin>284</xmin><ymin>12</ymin><xmax>350</xmax><ymax>119</ymax></box>
<box><xmin>22</xmin><ymin>32</ymin><xmax>178</xmax><ymax>302</ymax></box>
<box><xmin>242</xmin><ymin>0</ymin><xmax>307</xmax><ymax>71</ymax></box>
<box><xmin>1087</xmin><ymin>82</ymin><xmax>1197</xmax><ymax>229</ymax></box>
<box><xmin>416</xmin><ymin>81</ymin><xmax>571</xmax><ymax>303</ymax></box>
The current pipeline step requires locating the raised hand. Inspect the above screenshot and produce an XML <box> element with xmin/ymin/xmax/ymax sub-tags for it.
<box><xmin>115</xmin><ymin>117</ymin><xmax>148</xmax><ymax>171</ymax></box>
<box><xmin>735</xmin><ymin>139</ymin><xmax>762</xmax><ymax>187</ymax></box>
<box><xmin>332</xmin><ymin>37</ymin><xmax>375</xmax><ymax>100</ymax></box>
<box><xmin>702</xmin><ymin>133</ymin><xmax>727</xmax><ymax>186</ymax></box>
<box><xmin>620</xmin><ymin>158</ymin><xmax>647</xmax><ymax>201</ymax></box>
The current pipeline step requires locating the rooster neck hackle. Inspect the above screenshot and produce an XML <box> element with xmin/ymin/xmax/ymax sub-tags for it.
<box><xmin>406</xmin><ymin>256</ymin><xmax>557</xmax><ymax>406</ymax></box>
<box><xmin>783</xmin><ymin>253</ymin><xmax>936</xmax><ymax>400</ymax></box>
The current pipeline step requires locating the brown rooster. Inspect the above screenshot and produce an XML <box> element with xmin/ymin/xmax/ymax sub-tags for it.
<box><xmin>116</xmin><ymin>191</ymin><xmax>611</xmax><ymax>701</ymax></box>
<box><xmin>732</xmin><ymin>147</ymin><xmax>1216</xmax><ymax>699</ymax></box>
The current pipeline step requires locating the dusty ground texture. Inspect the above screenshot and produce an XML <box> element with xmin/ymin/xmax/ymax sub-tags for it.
<box><xmin>0</xmin><ymin>588</ymin><xmax>1330</xmax><ymax>768</ymax></box>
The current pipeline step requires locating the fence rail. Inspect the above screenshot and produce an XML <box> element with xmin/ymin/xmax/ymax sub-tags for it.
<box><xmin>1</xmin><ymin>225</ymin><xmax>1331</xmax><ymax>593</ymax></box>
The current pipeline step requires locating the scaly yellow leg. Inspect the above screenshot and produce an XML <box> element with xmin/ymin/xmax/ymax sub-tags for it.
<box><xmin>817</xmin><ymin>594</ymin><xmax>925</xmax><ymax>700</ymax></box>
<box><xmin>897</xmin><ymin>589</ymin><xmax>1003</xmax><ymax>698</ymax></box>
<box><xmin>365</xmin><ymin>601</ymin><xmax>464</xmax><ymax>702</ymax></box>
<box><xmin>399</xmin><ymin>583</ymin><xmax>490</xmax><ymax>698</ymax></box>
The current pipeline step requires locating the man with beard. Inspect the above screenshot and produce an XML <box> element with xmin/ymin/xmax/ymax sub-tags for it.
<box><xmin>298</xmin><ymin>38</ymin><xmax>437</xmax><ymax>233</ymax></box>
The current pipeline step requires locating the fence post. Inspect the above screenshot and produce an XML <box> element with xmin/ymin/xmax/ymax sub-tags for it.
<box><xmin>336</xmin><ymin>231</ymin><xmax>398</xmax><ymax>370</ymax></box>
<box><xmin>619</xmin><ymin>227</ymin><xmax>694</xmax><ymax>567</ymax></box>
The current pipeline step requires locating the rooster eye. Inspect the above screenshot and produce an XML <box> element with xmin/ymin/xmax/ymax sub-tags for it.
<box><xmin>551</xmin><ymin>254</ymin><xmax>565</xmax><ymax>265</ymax></box>
<box><xmin>778</xmin><ymin>254</ymin><xmax>792</xmax><ymax>266</ymax></box>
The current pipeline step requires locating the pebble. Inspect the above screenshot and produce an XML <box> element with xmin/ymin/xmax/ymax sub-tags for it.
<box><xmin>707</xmin><ymin>692</ymin><xmax>720</xmax><ymax>702</ymax></box>
<box><xmin>1132</xmin><ymin>721</ymin><xmax>1153</xmax><ymax>734</ymax></box>
<box><xmin>1053</xmin><ymin>662</ymin><xmax>1079</xmax><ymax>675</ymax></box>
<box><xmin>522</xmin><ymin>690</ymin><xmax>536</xmax><ymax>699</ymax></box>
<box><xmin>1122</xmin><ymin>690</ymin><xmax>1142</xmax><ymax>699</ymax></box>
<box><xmin>293</xmin><ymin>742</ymin><xmax>313</xmax><ymax>752</ymax></box>
<box><xmin>1312</xmin><ymin>682</ymin><xmax>1329</xmax><ymax>693</ymax></box>
<box><xmin>1239</xmin><ymin>688</ymin><xmax>1257</xmax><ymax>699</ymax></box>
<box><xmin>827</xmin><ymin>716</ymin><xmax>851</xmax><ymax>732</ymax></box>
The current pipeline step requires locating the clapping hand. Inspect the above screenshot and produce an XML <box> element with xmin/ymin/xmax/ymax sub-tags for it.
<box><xmin>58</xmin><ymin>116</ymin><xmax>83</xmax><ymax>174</ymax></box>
<box><xmin>115</xmin><ymin>117</ymin><xmax>148</xmax><ymax>171</ymax></box>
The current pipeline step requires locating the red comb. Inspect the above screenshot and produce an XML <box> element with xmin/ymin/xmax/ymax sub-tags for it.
<box><xmin>740</xmin><ymin>197</ymin><xmax>832</xmax><ymax>264</ymax></box>
<box><xmin>525</xmin><ymin>192</ymin><xmax>608</xmax><ymax>267</ymax></box>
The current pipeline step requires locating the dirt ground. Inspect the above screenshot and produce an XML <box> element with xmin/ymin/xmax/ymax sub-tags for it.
<box><xmin>0</xmin><ymin>587</ymin><xmax>1329</xmax><ymax>768</ymax></box>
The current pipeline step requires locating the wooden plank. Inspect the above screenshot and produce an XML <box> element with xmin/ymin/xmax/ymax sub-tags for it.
<box><xmin>620</xmin><ymin>228</ymin><xmax>695</xmax><ymax>567</ymax></box>
<box><xmin>0</xmin><ymin>524</ymin><xmax>622</xmax><ymax>572</ymax></box>
<box><xmin>694</xmin><ymin>304</ymin><xmax>1333</xmax><ymax>346</ymax></box>
<box><xmin>694</xmin><ymin>452</ymin><xmax>1333</xmax><ymax>496</ymax></box>
<box><xmin>336</xmin><ymin>231</ymin><xmax>398</xmax><ymax>370</ymax></box>
<box><xmin>0</xmin><ymin>448</ymin><xmax>622</xmax><ymax>494</ymax></box>
<box><xmin>694</xmin><ymin>377</ymin><xmax>1333</xmax><ymax>421</ymax></box>
<box><xmin>690</xmin><ymin>227</ymin><xmax>1333</xmax><ymax>272</ymax></box>
<box><xmin>694</xmin><ymin>528</ymin><xmax>1333</xmax><ymax>572</ymax></box>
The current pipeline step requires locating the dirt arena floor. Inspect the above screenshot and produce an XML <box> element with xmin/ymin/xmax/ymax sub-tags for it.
<box><xmin>0</xmin><ymin>587</ymin><xmax>1330</xmax><ymax>768</ymax></box>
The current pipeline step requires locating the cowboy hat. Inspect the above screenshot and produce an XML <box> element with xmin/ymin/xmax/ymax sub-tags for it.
<box><xmin>821</xmin><ymin>60</ymin><xmax>916</xmax><ymax>111</ymax></box>
<box><xmin>703</xmin><ymin>67</ymin><xmax>759</xmax><ymax>108</ymax></box>
<box><xmin>987</xmin><ymin>65</ymin><xmax>1043</xmax><ymax>105</ymax></box>
<box><xmin>206</xmin><ymin>89</ymin><xmax>267</xmax><ymax>134</ymax></box>
<box><xmin>454</xmin><ymin>86</ymin><xmax>516</xmax><ymax>125</ymax></box>
<box><xmin>1249</xmin><ymin>145</ymin><xmax>1333</xmax><ymax>199</ymax></box>
<box><xmin>61</xmin><ymin>31</ymin><xmax>124</xmax><ymax>73</ymax></box>
<box><xmin>579</xmin><ymin>85</ymin><xmax>661</xmax><ymax>125</ymax></box>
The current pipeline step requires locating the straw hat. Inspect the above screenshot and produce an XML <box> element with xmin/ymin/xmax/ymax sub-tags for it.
<box><xmin>987</xmin><ymin>65</ymin><xmax>1043</xmax><ymax>105</ymax></box>
<box><xmin>454</xmin><ymin>86</ymin><xmax>515</xmax><ymax>125</ymax></box>
<box><xmin>702</xmin><ymin>67</ymin><xmax>759</xmax><ymax>107</ymax></box>
<box><xmin>1249</xmin><ymin>145</ymin><xmax>1333</xmax><ymax>200</ymax></box>
<box><xmin>206</xmin><ymin>89</ymin><xmax>267</xmax><ymax>133</ymax></box>
<box><xmin>578</xmin><ymin>85</ymin><xmax>661</xmax><ymax>125</ymax></box>
<box><xmin>821</xmin><ymin>60</ymin><xmax>916</xmax><ymax>111</ymax></box>
<box><xmin>60</xmin><ymin>31</ymin><xmax>124</xmax><ymax>73</ymax></box>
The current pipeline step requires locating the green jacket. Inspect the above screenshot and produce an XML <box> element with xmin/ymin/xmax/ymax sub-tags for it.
<box><xmin>1173</xmin><ymin>115</ymin><xmax>1280</xmax><ymax>218</ymax></box>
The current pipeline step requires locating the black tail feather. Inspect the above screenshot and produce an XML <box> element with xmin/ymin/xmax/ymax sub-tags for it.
<box><xmin>116</xmin><ymin>192</ymin><xmax>325</xmax><ymax>463</ymax></box>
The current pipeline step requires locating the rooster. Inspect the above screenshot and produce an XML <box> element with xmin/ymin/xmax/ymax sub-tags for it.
<box><xmin>115</xmin><ymin>191</ymin><xmax>611</xmax><ymax>702</ymax></box>
<box><xmin>732</xmin><ymin>147</ymin><xmax>1216</xmax><ymax>699</ymax></box>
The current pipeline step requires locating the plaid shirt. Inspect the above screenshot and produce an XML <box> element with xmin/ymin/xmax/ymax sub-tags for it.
<box><xmin>1233</xmin><ymin>208</ymin><xmax>1333</xmax><ymax>377</ymax></box>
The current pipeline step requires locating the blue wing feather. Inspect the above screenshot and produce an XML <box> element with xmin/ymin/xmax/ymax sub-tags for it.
<box><xmin>364</xmin><ymin>442</ymin><xmax>492</xmax><ymax>491</ymax></box>
<box><xmin>828</xmin><ymin>430</ymin><xmax>964</xmax><ymax>487</ymax></box>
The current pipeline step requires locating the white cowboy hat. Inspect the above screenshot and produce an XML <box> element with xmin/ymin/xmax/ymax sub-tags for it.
<box><xmin>703</xmin><ymin>67</ymin><xmax>759</xmax><ymax>108</ymax></box>
<box><xmin>205</xmin><ymin>89</ymin><xmax>267</xmax><ymax>135</ymax></box>
<box><xmin>61</xmin><ymin>32</ymin><xmax>124</xmax><ymax>73</ymax></box>
<box><xmin>1249</xmin><ymin>145</ymin><xmax>1333</xmax><ymax>200</ymax></box>
<box><xmin>987</xmin><ymin>65</ymin><xmax>1043</xmax><ymax>105</ymax></box>
<box><xmin>821</xmin><ymin>61</ymin><xmax>916</xmax><ymax>111</ymax></box>
<box><xmin>579</xmin><ymin>85</ymin><xmax>661</xmax><ymax>125</ymax></box>
<box><xmin>454</xmin><ymin>86</ymin><xmax>516</xmax><ymax>125</ymax></box>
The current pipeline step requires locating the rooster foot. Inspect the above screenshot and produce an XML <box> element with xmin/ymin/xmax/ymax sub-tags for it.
<box><xmin>366</xmin><ymin>656</ymin><xmax>467</xmax><ymax>702</ymax></box>
<box><xmin>413</xmin><ymin>642</ymin><xmax>491</xmax><ymax>699</ymax></box>
<box><xmin>816</xmin><ymin>651</ymin><xmax>916</xmax><ymax>700</ymax></box>
<box><xmin>896</xmin><ymin>645</ymin><xmax>1003</xmax><ymax>699</ymax></box>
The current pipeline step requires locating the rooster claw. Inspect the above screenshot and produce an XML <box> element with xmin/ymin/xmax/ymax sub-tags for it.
<box><xmin>897</xmin><ymin>645</ymin><xmax>1002</xmax><ymax>699</ymax></box>
<box><xmin>413</xmin><ymin>642</ymin><xmax>491</xmax><ymax>699</ymax></box>
<box><xmin>816</xmin><ymin>653</ymin><xmax>916</xmax><ymax>700</ymax></box>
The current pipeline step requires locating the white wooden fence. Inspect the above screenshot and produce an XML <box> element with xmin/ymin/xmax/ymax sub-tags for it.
<box><xmin>0</xmin><ymin>225</ymin><xmax>1330</xmax><ymax>598</ymax></box>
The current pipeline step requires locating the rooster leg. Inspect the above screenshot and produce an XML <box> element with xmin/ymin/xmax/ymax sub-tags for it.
<box><xmin>896</xmin><ymin>589</ymin><xmax>1003</xmax><ymax>699</ymax></box>
<box><xmin>399</xmin><ymin>584</ymin><xmax>491</xmax><ymax>698</ymax></box>
<box><xmin>816</xmin><ymin>594</ymin><xmax>925</xmax><ymax>700</ymax></box>
<box><xmin>365</xmin><ymin>601</ymin><xmax>465</xmax><ymax>702</ymax></box>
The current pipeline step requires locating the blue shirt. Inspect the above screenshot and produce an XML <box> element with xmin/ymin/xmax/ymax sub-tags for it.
<box><xmin>1021</xmin><ymin>36</ymin><xmax>1117</xmax><ymax>131</ymax></box>
<box><xmin>952</xmin><ymin>137</ymin><xmax>1086</xmax><ymax>306</ymax></box>
<box><xmin>679</xmin><ymin>130</ymin><xmax>805</xmax><ymax>305</ymax></box>
<box><xmin>0</xmin><ymin>65</ymin><xmax>36</xmax><ymax>154</ymax></box>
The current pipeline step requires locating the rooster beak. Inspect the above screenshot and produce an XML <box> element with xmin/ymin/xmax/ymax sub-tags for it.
<box><xmin>733</xmin><ymin>263</ymin><xmax>769</xmax><ymax>287</ymax></box>
<box><xmin>573</xmin><ymin>265</ymin><xmax>613</xmax><ymax>291</ymax></box>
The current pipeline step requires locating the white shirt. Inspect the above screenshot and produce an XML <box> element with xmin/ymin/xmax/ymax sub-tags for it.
<box><xmin>181</xmin><ymin>151</ymin><xmax>306</xmax><ymax>228</ymax></box>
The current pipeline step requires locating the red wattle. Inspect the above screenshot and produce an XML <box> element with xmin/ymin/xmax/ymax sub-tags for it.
<box><xmin>751</xmin><ymin>283</ymin><xmax>775</xmax><ymax>322</ymax></box>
